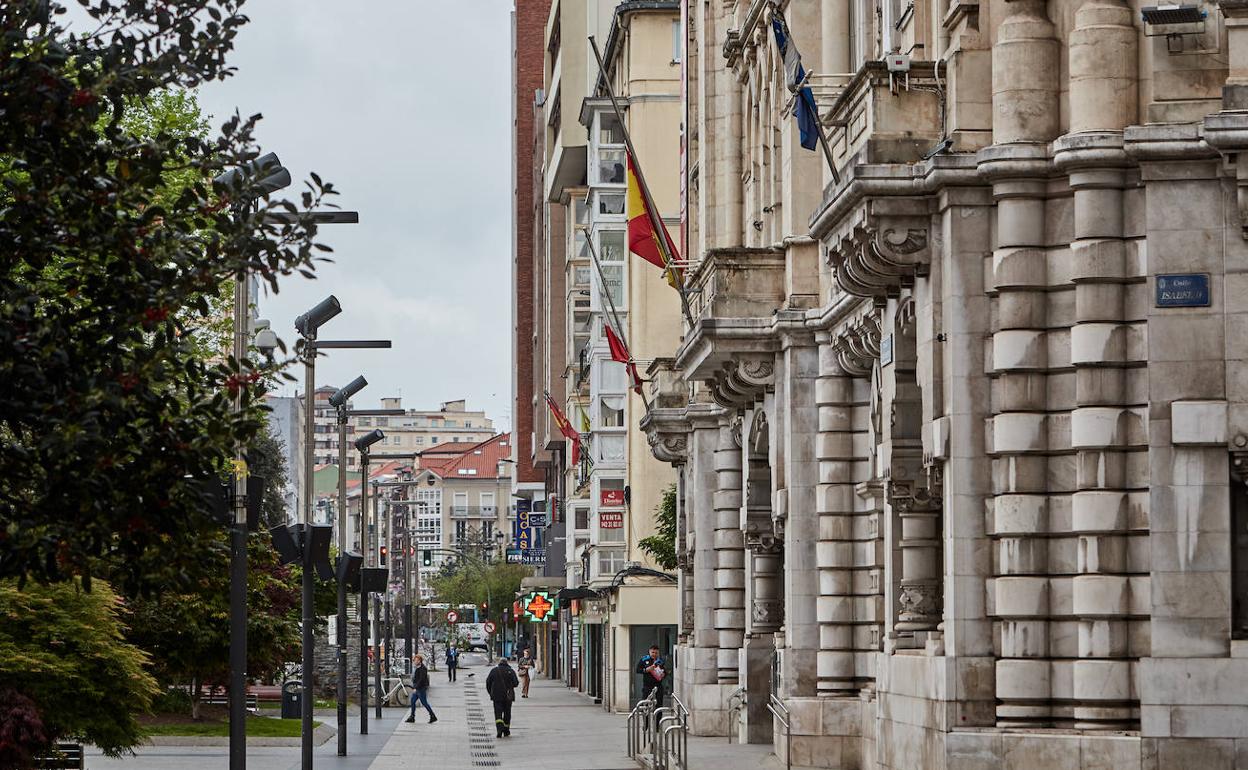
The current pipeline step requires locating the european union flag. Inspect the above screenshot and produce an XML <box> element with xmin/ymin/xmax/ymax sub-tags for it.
<box><xmin>771</xmin><ymin>14</ymin><xmax>820</xmax><ymax>152</ymax></box>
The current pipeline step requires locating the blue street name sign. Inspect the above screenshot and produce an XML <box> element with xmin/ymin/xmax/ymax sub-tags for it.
<box><xmin>1156</xmin><ymin>273</ymin><xmax>1210</xmax><ymax>308</ymax></box>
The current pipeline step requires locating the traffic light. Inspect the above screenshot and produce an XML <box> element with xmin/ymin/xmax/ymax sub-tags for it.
<box><xmin>421</xmin><ymin>549</ymin><xmax>432</xmax><ymax>567</ymax></box>
<box><xmin>379</xmin><ymin>545</ymin><xmax>388</xmax><ymax>566</ymax></box>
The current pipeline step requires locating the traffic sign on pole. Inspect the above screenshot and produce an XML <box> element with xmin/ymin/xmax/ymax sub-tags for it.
<box><xmin>446</xmin><ymin>610</ymin><xmax>459</xmax><ymax>624</ymax></box>
<box><xmin>483</xmin><ymin>621</ymin><xmax>497</xmax><ymax>634</ymax></box>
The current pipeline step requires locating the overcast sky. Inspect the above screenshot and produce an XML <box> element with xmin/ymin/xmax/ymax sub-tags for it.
<box><xmin>191</xmin><ymin>1</ymin><xmax>515</xmax><ymax>429</ymax></box>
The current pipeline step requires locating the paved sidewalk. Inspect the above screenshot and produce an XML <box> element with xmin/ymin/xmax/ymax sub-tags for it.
<box><xmin>367</xmin><ymin>675</ymin><xmax>635</xmax><ymax>770</ymax></box>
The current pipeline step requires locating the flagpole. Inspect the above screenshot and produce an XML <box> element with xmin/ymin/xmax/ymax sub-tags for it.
<box><xmin>588</xmin><ymin>35</ymin><xmax>696</xmax><ymax>329</ymax></box>
<box><xmin>776</xmin><ymin>10</ymin><xmax>842</xmax><ymax>186</ymax></box>
<box><xmin>583</xmin><ymin>225</ymin><xmax>653</xmax><ymax>413</ymax></box>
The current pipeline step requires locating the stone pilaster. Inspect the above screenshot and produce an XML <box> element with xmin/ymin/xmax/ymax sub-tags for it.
<box><xmin>713</xmin><ymin>416</ymin><xmax>746</xmax><ymax>685</ymax></box>
<box><xmin>816</xmin><ymin>334</ymin><xmax>874</xmax><ymax>695</ymax></box>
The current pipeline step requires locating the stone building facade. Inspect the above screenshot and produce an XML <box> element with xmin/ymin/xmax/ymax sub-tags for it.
<box><xmin>637</xmin><ymin>0</ymin><xmax>1248</xmax><ymax>767</ymax></box>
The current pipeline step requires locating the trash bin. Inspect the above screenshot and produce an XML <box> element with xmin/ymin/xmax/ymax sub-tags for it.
<box><xmin>281</xmin><ymin>681</ymin><xmax>302</xmax><ymax>719</ymax></box>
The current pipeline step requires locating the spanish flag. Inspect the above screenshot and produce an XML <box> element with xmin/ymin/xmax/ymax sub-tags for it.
<box><xmin>626</xmin><ymin>150</ymin><xmax>681</xmax><ymax>288</ymax></box>
<box><xmin>545</xmin><ymin>393</ymin><xmax>582</xmax><ymax>467</ymax></box>
<box><xmin>605</xmin><ymin>323</ymin><xmax>644</xmax><ymax>394</ymax></box>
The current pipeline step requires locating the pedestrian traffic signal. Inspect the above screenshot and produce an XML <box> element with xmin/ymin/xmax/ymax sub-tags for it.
<box><xmin>379</xmin><ymin>545</ymin><xmax>387</xmax><ymax>566</ymax></box>
<box><xmin>421</xmin><ymin>549</ymin><xmax>432</xmax><ymax>567</ymax></box>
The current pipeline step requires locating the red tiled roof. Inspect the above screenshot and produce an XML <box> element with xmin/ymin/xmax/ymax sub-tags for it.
<box><xmin>418</xmin><ymin>442</ymin><xmax>480</xmax><ymax>456</ymax></box>
<box><xmin>419</xmin><ymin>433</ymin><xmax>511</xmax><ymax>479</ymax></box>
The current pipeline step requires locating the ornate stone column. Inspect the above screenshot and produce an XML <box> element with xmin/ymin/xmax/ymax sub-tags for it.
<box><xmin>816</xmin><ymin>331</ymin><xmax>873</xmax><ymax>694</ymax></box>
<box><xmin>980</xmin><ymin>0</ymin><xmax>1060</xmax><ymax>725</ymax></box>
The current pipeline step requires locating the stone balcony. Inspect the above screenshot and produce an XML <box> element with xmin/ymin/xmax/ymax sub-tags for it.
<box><xmin>824</xmin><ymin>60</ymin><xmax>945</xmax><ymax>173</ymax></box>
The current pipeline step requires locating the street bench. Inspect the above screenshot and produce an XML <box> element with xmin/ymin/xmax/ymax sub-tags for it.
<box><xmin>200</xmin><ymin>692</ymin><xmax>259</xmax><ymax>712</ymax></box>
<box><xmin>32</xmin><ymin>743</ymin><xmax>84</xmax><ymax>769</ymax></box>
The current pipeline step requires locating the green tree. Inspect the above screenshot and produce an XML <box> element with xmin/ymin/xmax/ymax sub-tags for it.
<box><xmin>428</xmin><ymin>539</ymin><xmax>532</xmax><ymax>653</ymax></box>
<box><xmin>123</xmin><ymin>532</ymin><xmax>300</xmax><ymax>720</ymax></box>
<box><xmin>0</xmin><ymin>580</ymin><xmax>159</xmax><ymax>758</ymax></box>
<box><xmin>0</xmin><ymin>1</ymin><xmax>336</xmax><ymax>594</ymax></box>
<box><xmin>639</xmin><ymin>485</ymin><xmax>678</xmax><ymax>570</ymax></box>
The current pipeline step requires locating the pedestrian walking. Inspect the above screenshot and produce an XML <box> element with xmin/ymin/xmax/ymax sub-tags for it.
<box><xmin>635</xmin><ymin>644</ymin><xmax>667</xmax><ymax>703</ymax></box>
<box><xmin>446</xmin><ymin>645</ymin><xmax>460</xmax><ymax>682</ymax></box>
<box><xmin>404</xmin><ymin>654</ymin><xmax>438</xmax><ymax>724</ymax></box>
<box><xmin>485</xmin><ymin>657</ymin><xmax>520</xmax><ymax>737</ymax></box>
<box><xmin>517</xmin><ymin>650</ymin><xmax>536</xmax><ymax>698</ymax></box>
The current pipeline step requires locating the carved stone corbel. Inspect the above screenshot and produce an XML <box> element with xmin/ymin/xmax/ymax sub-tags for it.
<box><xmin>709</xmin><ymin>355</ymin><xmax>776</xmax><ymax>409</ymax></box>
<box><xmin>826</xmin><ymin>204</ymin><xmax>933</xmax><ymax>298</ymax></box>
<box><xmin>833</xmin><ymin>312</ymin><xmax>882</xmax><ymax>377</ymax></box>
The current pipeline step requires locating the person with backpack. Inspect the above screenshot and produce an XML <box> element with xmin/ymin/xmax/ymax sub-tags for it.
<box><xmin>446</xmin><ymin>645</ymin><xmax>460</xmax><ymax>682</ymax></box>
<box><xmin>404</xmin><ymin>654</ymin><xmax>438</xmax><ymax>724</ymax></box>
<box><xmin>636</xmin><ymin>644</ymin><xmax>667</xmax><ymax>703</ymax></box>
<box><xmin>485</xmin><ymin>657</ymin><xmax>520</xmax><ymax>737</ymax></box>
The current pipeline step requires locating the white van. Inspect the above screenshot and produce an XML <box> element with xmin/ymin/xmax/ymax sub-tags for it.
<box><xmin>457</xmin><ymin>622</ymin><xmax>489</xmax><ymax>652</ymax></box>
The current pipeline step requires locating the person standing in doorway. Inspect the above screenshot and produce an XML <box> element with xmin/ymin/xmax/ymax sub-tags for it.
<box><xmin>404</xmin><ymin>654</ymin><xmax>438</xmax><ymax>724</ymax></box>
<box><xmin>485</xmin><ymin>657</ymin><xmax>519</xmax><ymax>737</ymax></box>
<box><xmin>517</xmin><ymin>650</ymin><xmax>536</xmax><ymax>698</ymax></box>
<box><xmin>446</xmin><ymin>645</ymin><xmax>460</xmax><ymax>682</ymax></box>
<box><xmin>636</xmin><ymin>644</ymin><xmax>667</xmax><ymax>703</ymax></box>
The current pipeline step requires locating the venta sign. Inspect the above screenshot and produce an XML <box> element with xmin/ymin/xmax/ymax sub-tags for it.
<box><xmin>600</xmin><ymin>511</ymin><xmax>624</xmax><ymax>529</ymax></box>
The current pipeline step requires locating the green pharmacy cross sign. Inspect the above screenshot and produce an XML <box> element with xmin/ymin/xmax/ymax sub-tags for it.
<box><xmin>521</xmin><ymin>590</ymin><xmax>557</xmax><ymax>622</ymax></box>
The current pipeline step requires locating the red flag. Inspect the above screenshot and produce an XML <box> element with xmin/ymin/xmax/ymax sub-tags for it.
<box><xmin>545</xmin><ymin>393</ymin><xmax>582</xmax><ymax>466</ymax></box>
<box><xmin>604</xmin><ymin>324</ymin><xmax>644</xmax><ymax>394</ymax></box>
<box><xmin>626</xmin><ymin>150</ymin><xmax>682</xmax><ymax>288</ymax></box>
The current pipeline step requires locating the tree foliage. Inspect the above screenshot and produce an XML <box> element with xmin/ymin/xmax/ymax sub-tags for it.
<box><xmin>0</xmin><ymin>1</ymin><xmax>337</xmax><ymax>593</ymax></box>
<box><xmin>0</xmin><ymin>579</ymin><xmax>159</xmax><ymax>758</ymax></box>
<box><xmin>639</xmin><ymin>485</ymin><xmax>678</xmax><ymax>570</ymax></box>
<box><xmin>429</xmin><ymin>538</ymin><xmax>532</xmax><ymax>644</ymax></box>
<box><xmin>123</xmin><ymin>532</ymin><xmax>300</xmax><ymax>718</ymax></box>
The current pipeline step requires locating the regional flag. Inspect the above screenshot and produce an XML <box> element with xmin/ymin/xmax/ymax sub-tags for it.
<box><xmin>545</xmin><ymin>393</ymin><xmax>582</xmax><ymax>467</ymax></box>
<box><xmin>626</xmin><ymin>150</ymin><xmax>682</xmax><ymax>287</ymax></box>
<box><xmin>771</xmin><ymin>13</ymin><xmax>820</xmax><ymax>152</ymax></box>
<box><xmin>605</xmin><ymin>324</ymin><xmax>644</xmax><ymax>394</ymax></box>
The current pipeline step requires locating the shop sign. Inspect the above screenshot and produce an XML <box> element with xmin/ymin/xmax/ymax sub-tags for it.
<box><xmin>528</xmin><ymin>512</ymin><xmax>548</xmax><ymax>527</ymax></box>
<box><xmin>600</xmin><ymin>488</ymin><xmax>625</xmax><ymax>506</ymax></box>
<box><xmin>520</xmin><ymin>590</ymin><xmax>557</xmax><ymax>622</ymax></box>
<box><xmin>600</xmin><ymin>511</ymin><xmax>624</xmax><ymax>529</ymax></box>
<box><xmin>521</xmin><ymin>548</ymin><xmax>547</xmax><ymax>565</ymax></box>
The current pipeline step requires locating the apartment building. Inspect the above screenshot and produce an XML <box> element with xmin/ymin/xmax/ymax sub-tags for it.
<box><xmin>514</xmin><ymin>0</ymin><xmax>682</xmax><ymax>712</ymax></box>
<box><xmin>349</xmin><ymin>398</ymin><xmax>494</xmax><ymax>469</ymax></box>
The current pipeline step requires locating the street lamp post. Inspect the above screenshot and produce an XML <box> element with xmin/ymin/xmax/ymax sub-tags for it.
<box><xmin>353</xmin><ymin>429</ymin><xmax>384</xmax><ymax>733</ymax></box>
<box><xmin>295</xmin><ymin>301</ymin><xmax>389</xmax><ymax>769</ymax></box>
<box><xmin>215</xmin><ymin>152</ymin><xmax>293</xmax><ymax>770</ymax></box>
<box><xmin>330</xmin><ymin>376</ymin><xmax>366</xmax><ymax>757</ymax></box>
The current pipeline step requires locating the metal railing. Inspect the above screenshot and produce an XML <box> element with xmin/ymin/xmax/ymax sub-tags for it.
<box><xmin>627</xmin><ymin>692</ymin><xmax>657</xmax><ymax>759</ymax></box>
<box><xmin>659</xmin><ymin>694</ymin><xmax>689</xmax><ymax>770</ymax></box>
<box><xmin>767</xmin><ymin>694</ymin><xmax>792</xmax><ymax>770</ymax></box>
<box><xmin>626</xmin><ymin>690</ymin><xmax>689</xmax><ymax>770</ymax></box>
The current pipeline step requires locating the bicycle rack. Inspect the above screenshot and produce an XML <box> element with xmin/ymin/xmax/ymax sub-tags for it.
<box><xmin>627</xmin><ymin>693</ymin><xmax>656</xmax><ymax>759</ymax></box>
<box><xmin>767</xmin><ymin>694</ymin><xmax>792</xmax><ymax>770</ymax></box>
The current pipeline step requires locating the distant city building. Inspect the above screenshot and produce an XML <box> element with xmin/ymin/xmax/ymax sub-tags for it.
<box><xmin>264</xmin><ymin>394</ymin><xmax>304</xmax><ymax>525</ymax></box>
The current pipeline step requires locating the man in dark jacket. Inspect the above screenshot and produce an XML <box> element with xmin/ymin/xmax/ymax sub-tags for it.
<box><xmin>636</xmin><ymin>645</ymin><xmax>667</xmax><ymax>703</ymax></box>
<box><xmin>485</xmin><ymin>657</ymin><xmax>520</xmax><ymax>737</ymax></box>
<box><xmin>404</xmin><ymin>654</ymin><xmax>438</xmax><ymax>724</ymax></box>
<box><xmin>446</xmin><ymin>646</ymin><xmax>460</xmax><ymax>682</ymax></box>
